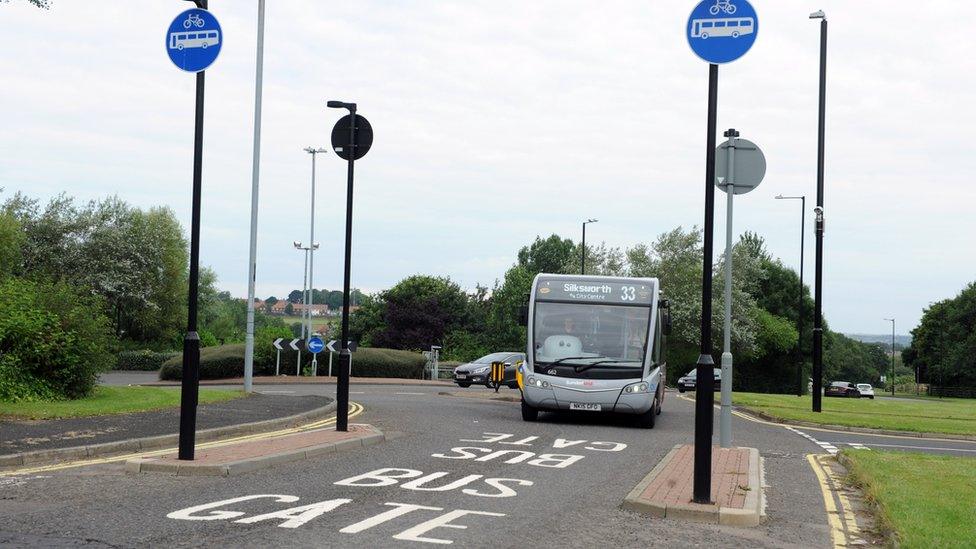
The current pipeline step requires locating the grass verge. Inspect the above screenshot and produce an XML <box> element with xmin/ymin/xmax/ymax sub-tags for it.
<box><xmin>732</xmin><ymin>392</ymin><xmax>976</xmax><ymax>436</ymax></box>
<box><xmin>842</xmin><ymin>450</ymin><xmax>976</xmax><ymax>548</ymax></box>
<box><xmin>0</xmin><ymin>386</ymin><xmax>246</xmax><ymax>420</ymax></box>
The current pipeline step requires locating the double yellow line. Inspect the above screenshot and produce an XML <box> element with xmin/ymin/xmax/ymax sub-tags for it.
<box><xmin>1</xmin><ymin>401</ymin><xmax>363</xmax><ymax>477</ymax></box>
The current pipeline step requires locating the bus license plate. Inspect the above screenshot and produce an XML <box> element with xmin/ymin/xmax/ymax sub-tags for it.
<box><xmin>570</xmin><ymin>403</ymin><xmax>601</xmax><ymax>412</ymax></box>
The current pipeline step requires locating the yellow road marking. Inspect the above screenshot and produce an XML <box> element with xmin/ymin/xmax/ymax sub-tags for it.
<box><xmin>1</xmin><ymin>402</ymin><xmax>364</xmax><ymax>477</ymax></box>
<box><xmin>806</xmin><ymin>454</ymin><xmax>848</xmax><ymax>548</ymax></box>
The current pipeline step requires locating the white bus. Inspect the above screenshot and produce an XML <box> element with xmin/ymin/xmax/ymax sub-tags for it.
<box><xmin>168</xmin><ymin>30</ymin><xmax>220</xmax><ymax>51</ymax></box>
<box><xmin>690</xmin><ymin>17</ymin><xmax>755</xmax><ymax>39</ymax></box>
<box><xmin>518</xmin><ymin>274</ymin><xmax>671</xmax><ymax>428</ymax></box>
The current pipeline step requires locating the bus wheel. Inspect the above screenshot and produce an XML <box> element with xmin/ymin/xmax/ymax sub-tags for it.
<box><xmin>521</xmin><ymin>400</ymin><xmax>538</xmax><ymax>422</ymax></box>
<box><xmin>637</xmin><ymin>399</ymin><xmax>657</xmax><ymax>429</ymax></box>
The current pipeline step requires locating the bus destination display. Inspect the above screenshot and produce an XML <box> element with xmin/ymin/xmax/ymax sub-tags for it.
<box><xmin>536</xmin><ymin>279</ymin><xmax>654</xmax><ymax>305</ymax></box>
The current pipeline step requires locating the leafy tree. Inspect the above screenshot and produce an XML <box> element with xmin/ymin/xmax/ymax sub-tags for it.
<box><xmin>904</xmin><ymin>282</ymin><xmax>976</xmax><ymax>387</ymax></box>
<box><xmin>287</xmin><ymin>290</ymin><xmax>304</xmax><ymax>304</ymax></box>
<box><xmin>284</xmin><ymin>302</ymin><xmax>294</xmax><ymax>315</ymax></box>
<box><xmin>517</xmin><ymin>234</ymin><xmax>576</xmax><ymax>275</ymax></box>
<box><xmin>366</xmin><ymin>275</ymin><xmax>470</xmax><ymax>350</ymax></box>
<box><xmin>0</xmin><ymin>212</ymin><xmax>23</xmax><ymax>279</ymax></box>
<box><xmin>1</xmin><ymin>0</ymin><xmax>51</xmax><ymax>8</ymax></box>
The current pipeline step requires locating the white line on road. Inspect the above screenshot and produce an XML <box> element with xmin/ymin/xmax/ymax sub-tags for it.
<box><xmin>855</xmin><ymin>442</ymin><xmax>976</xmax><ymax>453</ymax></box>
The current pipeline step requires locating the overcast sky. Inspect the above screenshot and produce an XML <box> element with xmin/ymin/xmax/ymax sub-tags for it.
<box><xmin>2</xmin><ymin>1</ymin><xmax>973</xmax><ymax>335</ymax></box>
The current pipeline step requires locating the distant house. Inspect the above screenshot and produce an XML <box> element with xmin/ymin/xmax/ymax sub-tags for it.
<box><xmin>267</xmin><ymin>302</ymin><xmax>331</xmax><ymax>316</ymax></box>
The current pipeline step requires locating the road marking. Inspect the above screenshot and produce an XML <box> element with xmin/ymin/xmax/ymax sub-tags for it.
<box><xmin>806</xmin><ymin>454</ymin><xmax>864</xmax><ymax>548</ymax></box>
<box><xmin>855</xmin><ymin>442</ymin><xmax>976</xmax><ymax>453</ymax></box>
<box><xmin>848</xmin><ymin>443</ymin><xmax>869</xmax><ymax>450</ymax></box>
<box><xmin>0</xmin><ymin>402</ymin><xmax>365</xmax><ymax>477</ymax></box>
<box><xmin>395</xmin><ymin>392</ymin><xmax>425</xmax><ymax>395</ymax></box>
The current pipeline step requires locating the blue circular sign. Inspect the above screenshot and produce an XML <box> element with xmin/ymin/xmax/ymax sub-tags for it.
<box><xmin>307</xmin><ymin>336</ymin><xmax>325</xmax><ymax>354</ymax></box>
<box><xmin>166</xmin><ymin>8</ymin><xmax>222</xmax><ymax>73</ymax></box>
<box><xmin>686</xmin><ymin>0</ymin><xmax>758</xmax><ymax>64</ymax></box>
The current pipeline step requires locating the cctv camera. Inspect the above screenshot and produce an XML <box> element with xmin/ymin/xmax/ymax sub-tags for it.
<box><xmin>814</xmin><ymin>206</ymin><xmax>823</xmax><ymax>215</ymax></box>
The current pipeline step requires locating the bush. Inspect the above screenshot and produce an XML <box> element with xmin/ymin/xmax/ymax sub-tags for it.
<box><xmin>115</xmin><ymin>350</ymin><xmax>179</xmax><ymax>371</ymax></box>
<box><xmin>0</xmin><ymin>278</ymin><xmax>115</xmax><ymax>401</ymax></box>
<box><xmin>333</xmin><ymin>348</ymin><xmax>427</xmax><ymax>379</ymax></box>
<box><xmin>159</xmin><ymin>342</ymin><xmax>427</xmax><ymax>381</ymax></box>
<box><xmin>160</xmin><ymin>343</ymin><xmax>247</xmax><ymax>380</ymax></box>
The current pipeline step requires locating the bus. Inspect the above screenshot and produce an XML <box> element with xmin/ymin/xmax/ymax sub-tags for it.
<box><xmin>690</xmin><ymin>17</ymin><xmax>755</xmax><ymax>39</ymax></box>
<box><xmin>168</xmin><ymin>30</ymin><xmax>220</xmax><ymax>51</ymax></box>
<box><xmin>518</xmin><ymin>274</ymin><xmax>670</xmax><ymax>428</ymax></box>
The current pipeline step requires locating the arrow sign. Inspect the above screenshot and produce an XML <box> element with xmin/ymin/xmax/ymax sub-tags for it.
<box><xmin>273</xmin><ymin>338</ymin><xmax>284</xmax><ymax>350</ymax></box>
<box><xmin>325</xmin><ymin>340</ymin><xmax>357</xmax><ymax>352</ymax></box>
<box><xmin>326</xmin><ymin>340</ymin><xmax>337</xmax><ymax>353</ymax></box>
<box><xmin>289</xmin><ymin>339</ymin><xmax>302</xmax><ymax>351</ymax></box>
<box><xmin>307</xmin><ymin>336</ymin><xmax>325</xmax><ymax>354</ymax></box>
<box><xmin>348</xmin><ymin>341</ymin><xmax>358</xmax><ymax>352</ymax></box>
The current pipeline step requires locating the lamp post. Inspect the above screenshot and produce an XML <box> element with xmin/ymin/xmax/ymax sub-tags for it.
<box><xmin>581</xmin><ymin>219</ymin><xmax>598</xmax><ymax>275</ymax></box>
<box><xmin>293</xmin><ymin>241</ymin><xmax>318</xmax><ymax>373</ymax></box>
<box><xmin>776</xmin><ymin>195</ymin><xmax>806</xmax><ymax>396</ymax></box>
<box><xmin>884</xmin><ymin>318</ymin><xmax>895</xmax><ymax>396</ymax></box>
<box><xmin>303</xmin><ymin>146</ymin><xmax>328</xmax><ymax>339</ymax></box>
<box><xmin>810</xmin><ymin>9</ymin><xmax>827</xmax><ymax>413</ymax></box>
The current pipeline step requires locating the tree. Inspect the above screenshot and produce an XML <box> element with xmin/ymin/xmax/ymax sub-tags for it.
<box><xmin>517</xmin><ymin>234</ymin><xmax>576</xmax><ymax>275</ymax></box>
<box><xmin>287</xmin><ymin>290</ymin><xmax>304</xmax><ymax>304</ymax></box>
<box><xmin>0</xmin><ymin>212</ymin><xmax>23</xmax><ymax>279</ymax></box>
<box><xmin>366</xmin><ymin>276</ymin><xmax>471</xmax><ymax>350</ymax></box>
<box><xmin>904</xmin><ymin>282</ymin><xmax>976</xmax><ymax>387</ymax></box>
<box><xmin>1</xmin><ymin>0</ymin><xmax>52</xmax><ymax>8</ymax></box>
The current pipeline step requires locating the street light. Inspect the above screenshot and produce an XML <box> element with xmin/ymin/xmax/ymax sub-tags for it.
<box><xmin>884</xmin><ymin>318</ymin><xmax>895</xmax><ymax>396</ymax></box>
<box><xmin>303</xmin><ymin>146</ymin><xmax>328</xmax><ymax>340</ymax></box>
<box><xmin>810</xmin><ymin>9</ymin><xmax>828</xmax><ymax>413</ymax></box>
<box><xmin>775</xmin><ymin>194</ymin><xmax>806</xmax><ymax>397</ymax></box>
<box><xmin>581</xmin><ymin>219</ymin><xmax>598</xmax><ymax>275</ymax></box>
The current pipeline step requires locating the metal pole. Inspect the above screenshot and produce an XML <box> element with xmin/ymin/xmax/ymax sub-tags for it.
<box><xmin>720</xmin><ymin>129</ymin><xmax>736</xmax><ymax>449</ymax></box>
<box><xmin>336</xmin><ymin>106</ymin><xmax>358</xmax><ymax>432</ymax></box>
<box><xmin>275</xmin><ymin>347</ymin><xmax>280</xmax><ymax>376</ymax></box>
<box><xmin>178</xmin><ymin>1</ymin><xmax>207</xmax><ymax>459</ymax></box>
<box><xmin>308</xmin><ymin>151</ymin><xmax>317</xmax><ymax>340</ymax></box>
<box><xmin>581</xmin><ymin>222</ymin><xmax>586</xmax><ymax>275</ymax></box>
<box><xmin>891</xmin><ymin>319</ymin><xmax>895</xmax><ymax>396</ymax></box>
<box><xmin>243</xmin><ymin>0</ymin><xmax>266</xmax><ymax>395</ymax></box>
<box><xmin>694</xmin><ymin>63</ymin><xmax>718</xmax><ymax>504</ymax></box>
<box><xmin>812</xmin><ymin>15</ymin><xmax>827</xmax><ymax>414</ymax></box>
<box><xmin>798</xmin><ymin>197</ymin><xmax>805</xmax><ymax>396</ymax></box>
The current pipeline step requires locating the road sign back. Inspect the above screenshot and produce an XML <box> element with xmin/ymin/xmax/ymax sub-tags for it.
<box><xmin>166</xmin><ymin>8</ymin><xmax>222</xmax><ymax>73</ymax></box>
<box><xmin>330</xmin><ymin>114</ymin><xmax>373</xmax><ymax>161</ymax></box>
<box><xmin>715</xmin><ymin>138</ymin><xmax>766</xmax><ymax>194</ymax></box>
<box><xmin>687</xmin><ymin>0</ymin><xmax>758</xmax><ymax>64</ymax></box>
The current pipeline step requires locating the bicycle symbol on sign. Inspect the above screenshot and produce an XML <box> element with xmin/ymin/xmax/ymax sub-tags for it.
<box><xmin>709</xmin><ymin>0</ymin><xmax>737</xmax><ymax>15</ymax></box>
<box><xmin>183</xmin><ymin>13</ymin><xmax>205</xmax><ymax>29</ymax></box>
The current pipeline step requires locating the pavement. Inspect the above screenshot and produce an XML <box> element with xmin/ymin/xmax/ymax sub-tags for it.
<box><xmin>100</xmin><ymin>370</ymin><xmax>455</xmax><ymax>387</ymax></box>
<box><xmin>0</xmin><ymin>393</ymin><xmax>331</xmax><ymax>456</ymax></box>
<box><xmin>0</xmin><ymin>383</ymin><xmax>852</xmax><ymax>548</ymax></box>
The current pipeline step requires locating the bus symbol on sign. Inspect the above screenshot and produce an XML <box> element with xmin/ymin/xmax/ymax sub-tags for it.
<box><xmin>690</xmin><ymin>17</ymin><xmax>754</xmax><ymax>39</ymax></box>
<box><xmin>169</xmin><ymin>30</ymin><xmax>220</xmax><ymax>51</ymax></box>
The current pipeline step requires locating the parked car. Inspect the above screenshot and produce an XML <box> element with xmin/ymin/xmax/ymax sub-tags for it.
<box><xmin>824</xmin><ymin>381</ymin><xmax>860</xmax><ymax>398</ymax></box>
<box><xmin>453</xmin><ymin>352</ymin><xmax>525</xmax><ymax>388</ymax></box>
<box><xmin>676</xmin><ymin>368</ymin><xmax>722</xmax><ymax>393</ymax></box>
<box><xmin>856</xmin><ymin>383</ymin><xmax>875</xmax><ymax>399</ymax></box>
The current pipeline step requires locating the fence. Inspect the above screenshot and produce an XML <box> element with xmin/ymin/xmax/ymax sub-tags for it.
<box><xmin>926</xmin><ymin>386</ymin><xmax>976</xmax><ymax>398</ymax></box>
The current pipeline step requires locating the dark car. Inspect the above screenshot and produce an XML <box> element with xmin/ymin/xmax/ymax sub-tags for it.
<box><xmin>453</xmin><ymin>352</ymin><xmax>525</xmax><ymax>389</ymax></box>
<box><xmin>824</xmin><ymin>381</ymin><xmax>860</xmax><ymax>398</ymax></box>
<box><xmin>676</xmin><ymin>368</ymin><xmax>722</xmax><ymax>393</ymax></box>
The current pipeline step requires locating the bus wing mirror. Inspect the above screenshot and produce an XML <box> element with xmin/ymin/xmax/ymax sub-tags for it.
<box><xmin>518</xmin><ymin>305</ymin><xmax>529</xmax><ymax>327</ymax></box>
<box><xmin>664</xmin><ymin>313</ymin><xmax>673</xmax><ymax>336</ymax></box>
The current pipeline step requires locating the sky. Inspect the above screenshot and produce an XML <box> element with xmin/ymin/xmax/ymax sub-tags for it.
<box><xmin>2</xmin><ymin>1</ymin><xmax>974</xmax><ymax>336</ymax></box>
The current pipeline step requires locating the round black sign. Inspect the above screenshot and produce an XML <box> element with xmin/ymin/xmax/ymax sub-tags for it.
<box><xmin>330</xmin><ymin>114</ymin><xmax>373</xmax><ymax>161</ymax></box>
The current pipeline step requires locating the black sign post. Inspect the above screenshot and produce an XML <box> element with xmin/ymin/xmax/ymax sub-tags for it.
<box><xmin>327</xmin><ymin>101</ymin><xmax>373</xmax><ymax>432</ymax></box>
<box><xmin>177</xmin><ymin>0</ymin><xmax>209</xmax><ymax>461</ymax></box>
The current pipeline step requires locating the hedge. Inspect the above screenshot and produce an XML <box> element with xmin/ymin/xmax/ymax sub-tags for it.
<box><xmin>159</xmin><ymin>344</ymin><xmax>427</xmax><ymax>381</ymax></box>
<box><xmin>115</xmin><ymin>350</ymin><xmax>180</xmax><ymax>371</ymax></box>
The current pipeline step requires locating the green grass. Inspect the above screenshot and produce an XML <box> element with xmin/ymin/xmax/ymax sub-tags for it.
<box><xmin>843</xmin><ymin>450</ymin><xmax>976</xmax><ymax>548</ymax></box>
<box><xmin>733</xmin><ymin>392</ymin><xmax>976</xmax><ymax>436</ymax></box>
<box><xmin>0</xmin><ymin>386</ymin><xmax>246</xmax><ymax>420</ymax></box>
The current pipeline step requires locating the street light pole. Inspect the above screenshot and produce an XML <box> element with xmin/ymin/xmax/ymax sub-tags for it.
<box><xmin>776</xmin><ymin>195</ymin><xmax>806</xmax><ymax>397</ymax></box>
<box><xmin>885</xmin><ymin>318</ymin><xmax>895</xmax><ymax>396</ymax></box>
<box><xmin>243</xmin><ymin>0</ymin><xmax>266</xmax><ymax>396</ymax></box>
<box><xmin>810</xmin><ymin>9</ymin><xmax>827</xmax><ymax>413</ymax></box>
<box><xmin>303</xmin><ymin>147</ymin><xmax>328</xmax><ymax>339</ymax></box>
<box><xmin>581</xmin><ymin>219</ymin><xmax>597</xmax><ymax>275</ymax></box>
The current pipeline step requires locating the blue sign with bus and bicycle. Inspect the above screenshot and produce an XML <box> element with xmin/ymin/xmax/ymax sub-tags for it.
<box><xmin>166</xmin><ymin>8</ymin><xmax>222</xmax><ymax>73</ymax></box>
<box><xmin>686</xmin><ymin>0</ymin><xmax>758</xmax><ymax>64</ymax></box>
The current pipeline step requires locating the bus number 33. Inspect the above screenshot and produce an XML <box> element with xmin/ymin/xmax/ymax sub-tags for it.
<box><xmin>620</xmin><ymin>286</ymin><xmax>636</xmax><ymax>301</ymax></box>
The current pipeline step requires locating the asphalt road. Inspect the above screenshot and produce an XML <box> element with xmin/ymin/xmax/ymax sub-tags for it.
<box><xmin>0</xmin><ymin>384</ymin><xmax>840</xmax><ymax>548</ymax></box>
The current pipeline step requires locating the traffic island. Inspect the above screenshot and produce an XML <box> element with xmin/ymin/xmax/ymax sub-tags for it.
<box><xmin>622</xmin><ymin>444</ymin><xmax>764</xmax><ymax>526</ymax></box>
<box><xmin>126</xmin><ymin>424</ymin><xmax>385</xmax><ymax>477</ymax></box>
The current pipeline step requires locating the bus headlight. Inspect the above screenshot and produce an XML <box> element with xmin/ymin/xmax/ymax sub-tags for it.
<box><xmin>623</xmin><ymin>382</ymin><xmax>649</xmax><ymax>394</ymax></box>
<box><xmin>526</xmin><ymin>376</ymin><xmax>550</xmax><ymax>389</ymax></box>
